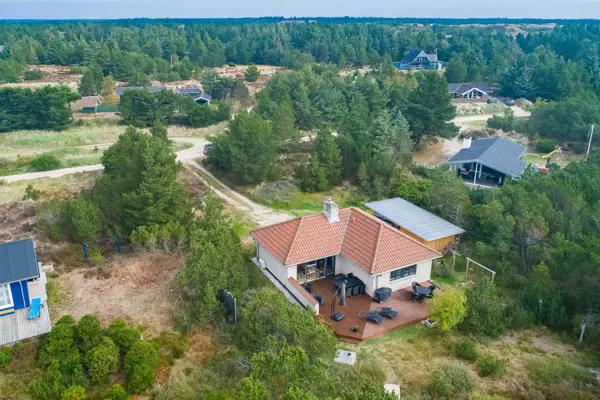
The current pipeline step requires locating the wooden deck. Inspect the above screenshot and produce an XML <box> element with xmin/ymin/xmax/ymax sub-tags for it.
<box><xmin>0</xmin><ymin>305</ymin><xmax>51</xmax><ymax>346</ymax></box>
<box><xmin>306</xmin><ymin>277</ymin><xmax>430</xmax><ymax>343</ymax></box>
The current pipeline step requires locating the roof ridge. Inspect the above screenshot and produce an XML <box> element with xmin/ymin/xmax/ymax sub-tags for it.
<box><xmin>284</xmin><ymin>216</ymin><xmax>305</xmax><ymax>265</ymax></box>
<box><xmin>371</xmin><ymin>224</ymin><xmax>384</xmax><ymax>274</ymax></box>
<box><xmin>350</xmin><ymin>207</ymin><xmax>441</xmax><ymax>256</ymax></box>
<box><xmin>338</xmin><ymin>209</ymin><xmax>353</xmax><ymax>253</ymax></box>
<box><xmin>249</xmin><ymin>215</ymin><xmax>301</xmax><ymax>235</ymax></box>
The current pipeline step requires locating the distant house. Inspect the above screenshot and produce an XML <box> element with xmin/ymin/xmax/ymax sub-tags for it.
<box><xmin>446</xmin><ymin>137</ymin><xmax>528</xmax><ymax>188</ymax></box>
<box><xmin>177</xmin><ymin>88</ymin><xmax>212</xmax><ymax>105</ymax></box>
<box><xmin>448</xmin><ymin>82</ymin><xmax>493</xmax><ymax>100</ymax></box>
<box><xmin>366</xmin><ymin>198</ymin><xmax>465</xmax><ymax>252</ymax></box>
<box><xmin>81</xmin><ymin>96</ymin><xmax>100</xmax><ymax>113</ymax></box>
<box><xmin>393</xmin><ymin>49</ymin><xmax>443</xmax><ymax>71</ymax></box>
<box><xmin>0</xmin><ymin>239</ymin><xmax>51</xmax><ymax>346</ymax></box>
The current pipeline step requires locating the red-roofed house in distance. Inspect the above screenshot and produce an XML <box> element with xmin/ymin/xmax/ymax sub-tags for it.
<box><xmin>250</xmin><ymin>200</ymin><xmax>442</xmax><ymax>342</ymax></box>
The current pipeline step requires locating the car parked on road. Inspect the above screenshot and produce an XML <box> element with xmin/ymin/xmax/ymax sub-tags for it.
<box><xmin>504</xmin><ymin>97</ymin><xmax>515</xmax><ymax>106</ymax></box>
<box><xmin>487</xmin><ymin>97</ymin><xmax>501</xmax><ymax>104</ymax></box>
<box><xmin>203</xmin><ymin>143</ymin><xmax>214</xmax><ymax>156</ymax></box>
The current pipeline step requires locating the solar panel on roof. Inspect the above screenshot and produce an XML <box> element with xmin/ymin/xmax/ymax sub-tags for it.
<box><xmin>365</xmin><ymin>198</ymin><xmax>464</xmax><ymax>241</ymax></box>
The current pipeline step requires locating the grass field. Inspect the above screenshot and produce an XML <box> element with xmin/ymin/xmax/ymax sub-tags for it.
<box><xmin>522</xmin><ymin>151</ymin><xmax>585</xmax><ymax>167</ymax></box>
<box><xmin>0</xmin><ymin>171</ymin><xmax>100</xmax><ymax>204</ymax></box>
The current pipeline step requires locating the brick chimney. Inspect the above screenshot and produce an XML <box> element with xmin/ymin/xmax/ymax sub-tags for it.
<box><xmin>324</xmin><ymin>199</ymin><xmax>340</xmax><ymax>223</ymax></box>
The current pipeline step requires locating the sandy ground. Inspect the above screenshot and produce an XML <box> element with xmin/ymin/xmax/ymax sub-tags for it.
<box><xmin>54</xmin><ymin>253</ymin><xmax>181</xmax><ymax>334</ymax></box>
<box><xmin>185</xmin><ymin>161</ymin><xmax>293</xmax><ymax>226</ymax></box>
<box><xmin>0</xmin><ymin>65</ymin><xmax>81</xmax><ymax>91</ymax></box>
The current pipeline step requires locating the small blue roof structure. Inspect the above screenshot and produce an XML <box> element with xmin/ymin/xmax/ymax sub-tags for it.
<box><xmin>446</xmin><ymin>137</ymin><xmax>528</xmax><ymax>178</ymax></box>
<box><xmin>194</xmin><ymin>92</ymin><xmax>212</xmax><ymax>102</ymax></box>
<box><xmin>365</xmin><ymin>198</ymin><xmax>465</xmax><ymax>241</ymax></box>
<box><xmin>0</xmin><ymin>239</ymin><xmax>39</xmax><ymax>284</ymax></box>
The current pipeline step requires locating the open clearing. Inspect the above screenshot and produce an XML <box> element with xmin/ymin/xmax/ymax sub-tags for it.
<box><xmin>52</xmin><ymin>252</ymin><xmax>182</xmax><ymax>335</ymax></box>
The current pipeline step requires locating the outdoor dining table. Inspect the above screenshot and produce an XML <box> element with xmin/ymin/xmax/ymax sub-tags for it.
<box><xmin>335</xmin><ymin>276</ymin><xmax>363</xmax><ymax>289</ymax></box>
<box><xmin>414</xmin><ymin>286</ymin><xmax>432</xmax><ymax>296</ymax></box>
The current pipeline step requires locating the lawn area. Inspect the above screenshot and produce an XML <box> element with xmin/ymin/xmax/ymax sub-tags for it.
<box><xmin>358</xmin><ymin>325</ymin><xmax>600</xmax><ymax>399</ymax></box>
<box><xmin>0</xmin><ymin>171</ymin><xmax>100</xmax><ymax>204</ymax></box>
<box><xmin>0</xmin><ymin>120</ymin><xmax>224</xmax><ymax>159</ymax></box>
<box><xmin>522</xmin><ymin>151</ymin><xmax>585</xmax><ymax>167</ymax></box>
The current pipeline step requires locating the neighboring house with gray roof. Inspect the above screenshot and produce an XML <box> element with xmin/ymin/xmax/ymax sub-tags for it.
<box><xmin>446</xmin><ymin>137</ymin><xmax>528</xmax><ymax>188</ymax></box>
<box><xmin>177</xmin><ymin>88</ymin><xmax>212</xmax><ymax>104</ymax></box>
<box><xmin>448</xmin><ymin>82</ymin><xmax>493</xmax><ymax>99</ymax></box>
<box><xmin>366</xmin><ymin>197</ymin><xmax>465</xmax><ymax>252</ymax></box>
<box><xmin>393</xmin><ymin>49</ymin><xmax>443</xmax><ymax>71</ymax></box>
<box><xmin>0</xmin><ymin>239</ymin><xmax>51</xmax><ymax>346</ymax></box>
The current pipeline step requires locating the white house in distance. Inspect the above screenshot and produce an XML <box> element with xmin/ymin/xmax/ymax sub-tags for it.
<box><xmin>250</xmin><ymin>200</ymin><xmax>441</xmax><ymax>314</ymax></box>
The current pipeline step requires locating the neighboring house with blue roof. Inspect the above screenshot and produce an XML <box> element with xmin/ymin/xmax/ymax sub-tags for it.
<box><xmin>393</xmin><ymin>49</ymin><xmax>444</xmax><ymax>71</ymax></box>
<box><xmin>177</xmin><ymin>88</ymin><xmax>212</xmax><ymax>105</ymax></box>
<box><xmin>448</xmin><ymin>82</ymin><xmax>493</xmax><ymax>99</ymax></box>
<box><xmin>446</xmin><ymin>137</ymin><xmax>528</xmax><ymax>188</ymax></box>
<box><xmin>366</xmin><ymin>198</ymin><xmax>465</xmax><ymax>252</ymax></box>
<box><xmin>0</xmin><ymin>239</ymin><xmax>51</xmax><ymax>346</ymax></box>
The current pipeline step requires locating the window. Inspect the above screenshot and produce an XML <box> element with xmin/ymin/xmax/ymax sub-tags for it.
<box><xmin>390</xmin><ymin>265</ymin><xmax>417</xmax><ymax>282</ymax></box>
<box><xmin>0</xmin><ymin>283</ymin><xmax>13</xmax><ymax>309</ymax></box>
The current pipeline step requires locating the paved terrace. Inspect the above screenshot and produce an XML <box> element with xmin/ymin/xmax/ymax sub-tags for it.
<box><xmin>308</xmin><ymin>276</ymin><xmax>430</xmax><ymax>343</ymax></box>
<box><xmin>0</xmin><ymin>305</ymin><xmax>51</xmax><ymax>346</ymax></box>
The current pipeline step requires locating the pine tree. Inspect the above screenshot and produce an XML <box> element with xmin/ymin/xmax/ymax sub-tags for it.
<box><xmin>244</xmin><ymin>65</ymin><xmax>261</xmax><ymax>82</ymax></box>
<box><xmin>78</xmin><ymin>69</ymin><xmax>98</xmax><ymax>96</ymax></box>
<box><xmin>272</xmin><ymin>101</ymin><xmax>299</xmax><ymax>151</ymax></box>
<box><xmin>313</xmin><ymin>128</ymin><xmax>342</xmax><ymax>187</ymax></box>
<box><xmin>149</xmin><ymin>119</ymin><xmax>168</xmax><ymax>140</ymax></box>
<box><xmin>390</xmin><ymin>109</ymin><xmax>413</xmax><ymax>164</ymax></box>
<box><xmin>302</xmin><ymin>156</ymin><xmax>328</xmax><ymax>193</ymax></box>
<box><xmin>100</xmin><ymin>75</ymin><xmax>118</xmax><ymax>105</ymax></box>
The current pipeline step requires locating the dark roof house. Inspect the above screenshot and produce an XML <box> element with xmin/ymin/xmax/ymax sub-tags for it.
<box><xmin>0</xmin><ymin>239</ymin><xmax>39</xmax><ymax>285</ymax></box>
<box><xmin>448</xmin><ymin>82</ymin><xmax>493</xmax><ymax>98</ymax></box>
<box><xmin>0</xmin><ymin>239</ymin><xmax>51</xmax><ymax>346</ymax></box>
<box><xmin>447</xmin><ymin>138</ymin><xmax>528</xmax><ymax>185</ymax></box>
<box><xmin>393</xmin><ymin>49</ymin><xmax>443</xmax><ymax>71</ymax></box>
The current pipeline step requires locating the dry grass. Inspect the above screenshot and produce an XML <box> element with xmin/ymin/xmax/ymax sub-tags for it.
<box><xmin>0</xmin><ymin>171</ymin><xmax>100</xmax><ymax>205</ymax></box>
<box><xmin>358</xmin><ymin>326</ymin><xmax>600</xmax><ymax>399</ymax></box>
<box><xmin>52</xmin><ymin>252</ymin><xmax>182</xmax><ymax>335</ymax></box>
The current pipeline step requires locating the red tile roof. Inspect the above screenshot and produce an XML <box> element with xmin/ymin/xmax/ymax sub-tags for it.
<box><xmin>251</xmin><ymin>207</ymin><xmax>440</xmax><ymax>275</ymax></box>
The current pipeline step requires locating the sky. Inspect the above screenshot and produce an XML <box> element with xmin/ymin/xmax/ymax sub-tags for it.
<box><xmin>0</xmin><ymin>0</ymin><xmax>599</xmax><ymax>20</ymax></box>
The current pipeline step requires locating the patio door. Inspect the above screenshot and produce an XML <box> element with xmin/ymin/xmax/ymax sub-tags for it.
<box><xmin>316</xmin><ymin>256</ymin><xmax>336</xmax><ymax>279</ymax></box>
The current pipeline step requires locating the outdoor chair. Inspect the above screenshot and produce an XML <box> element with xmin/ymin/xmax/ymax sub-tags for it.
<box><xmin>313</xmin><ymin>295</ymin><xmax>325</xmax><ymax>306</ymax></box>
<box><xmin>305</xmin><ymin>283</ymin><xmax>312</xmax><ymax>294</ymax></box>
<box><xmin>359</xmin><ymin>310</ymin><xmax>385</xmax><ymax>325</ymax></box>
<box><xmin>351</xmin><ymin>286</ymin><xmax>360</xmax><ymax>297</ymax></box>
<box><xmin>345</xmin><ymin>287</ymin><xmax>353</xmax><ymax>298</ymax></box>
<box><xmin>347</xmin><ymin>273</ymin><xmax>354</xmax><ymax>278</ymax></box>
<box><xmin>28</xmin><ymin>298</ymin><xmax>41</xmax><ymax>319</ymax></box>
<box><xmin>358</xmin><ymin>285</ymin><xmax>365</xmax><ymax>295</ymax></box>
<box><xmin>377</xmin><ymin>307</ymin><xmax>398</xmax><ymax>319</ymax></box>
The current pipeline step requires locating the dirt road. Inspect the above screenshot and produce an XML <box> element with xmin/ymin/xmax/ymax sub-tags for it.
<box><xmin>185</xmin><ymin>161</ymin><xmax>293</xmax><ymax>226</ymax></box>
<box><xmin>1</xmin><ymin>137</ymin><xmax>209</xmax><ymax>183</ymax></box>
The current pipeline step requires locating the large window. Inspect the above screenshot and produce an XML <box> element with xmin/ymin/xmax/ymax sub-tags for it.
<box><xmin>390</xmin><ymin>265</ymin><xmax>417</xmax><ymax>282</ymax></box>
<box><xmin>0</xmin><ymin>283</ymin><xmax>13</xmax><ymax>309</ymax></box>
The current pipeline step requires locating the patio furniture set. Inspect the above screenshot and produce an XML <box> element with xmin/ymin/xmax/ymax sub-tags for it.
<box><xmin>411</xmin><ymin>281</ymin><xmax>436</xmax><ymax>302</ymax></box>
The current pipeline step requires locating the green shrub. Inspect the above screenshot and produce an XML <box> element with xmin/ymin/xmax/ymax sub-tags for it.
<box><xmin>252</xmin><ymin>180</ymin><xmax>299</xmax><ymax>206</ymax></box>
<box><xmin>432</xmin><ymin>260</ymin><xmax>455</xmax><ymax>280</ymax></box>
<box><xmin>536</xmin><ymin>138</ymin><xmax>557</xmax><ymax>153</ymax></box>
<box><xmin>64</xmin><ymin>197</ymin><xmax>103</xmax><ymax>243</ymax></box>
<box><xmin>103</xmin><ymin>385</ymin><xmax>130</xmax><ymax>400</ymax></box>
<box><xmin>428</xmin><ymin>364</ymin><xmax>473</xmax><ymax>398</ymax></box>
<box><xmin>70</xmin><ymin>66</ymin><xmax>87</xmax><ymax>74</ymax></box>
<box><xmin>124</xmin><ymin>341</ymin><xmax>159</xmax><ymax>393</ymax></box>
<box><xmin>152</xmin><ymin>331</ymin><xmax>189</xmax><ymax>365</ymax></box>
<box><xmin>33</xmin><ymin>360</ymin><xmax>66</xmax><ymax>400</ymax></box>
<box><xmin>244</xmin><ymin>65</ymin><xmax>261</xmax><ymax>82</ymax></box>
<box><xmin>23</xmin><ymin>184</ymin><xmax>41</xmax><ymax>200</ymax></box>
<box><xmin>85</xmin><ymin>337</ymin><xmax>119</xmax><ymax>383</ymax></box>
<box><xmin>106</xmin><ymin>319</ymin><xmax>141</xmax><ymax>351</ymax></box>
<box><xmin>36</xmin><ymin>199</ymin><xmax>67</xmax><ymax>240</ymax></box>
<box><xmin>528</xmin><ymin>357</ymin><xmax>594</xmax><ymax>385</ymax></box>
<box><xmin>573</xmin><ymin>142</ymin><xmax>587</xmax><ymax>154</ymax></box>
<box><xmin>460</xmin><ymin>283</ymin><xmax>507</xmax><ymax>339</ymax></box>
<box><xmin>0</xmin><ymin>346</ymin><xmax>12</xmax><ymax>367</ymax></box>
<box><xmin>477</xmin><ymin>354</ymin><xmax>507</xmax><ymax>378</ymax></box>
<box><xmin>24</xmin><ymin>69</ymin><xmax>43</xmax><ymax>80</ymax></box>
<box><xmin>29</xmin><ymin>154</ymin><xmax>61</xmax><ymax>172</ymax></box>
<box><xmin>505</xmin><ymin>303</ymin><xmax>536</xmax><ymax>330</ymax></box>
<box><xmin>61</xmin><ymin>386</ymin><xmax>86</xmax><ymax>400</ymax></box>
<box><xmin>454</xmin><ymin>339</ymin><xmax>478</xmax><ymax>362</ymax></box>
<box><xmin>77</xmin><ymin>314</ymin><xmax>102</xmax><ymax>351</ymax></box>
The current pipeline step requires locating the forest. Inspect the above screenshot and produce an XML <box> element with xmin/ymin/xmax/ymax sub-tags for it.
<box><xmin>3</xmin><ymin>17</ymin><xmax>600</xmax><ymax>400</ymax></box>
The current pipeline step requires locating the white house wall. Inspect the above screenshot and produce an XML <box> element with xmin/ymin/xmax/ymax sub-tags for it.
<box><xmin>257</xmin><ymin>243</ymin><xmax>288</xmax><ymax>283</ymax></box>
<box><xmin>377</xmin><ymin>260</ymin><xmax>433</xmax><ymax>292</ymax></box>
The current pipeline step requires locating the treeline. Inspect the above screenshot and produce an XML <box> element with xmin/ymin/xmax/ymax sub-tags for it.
<box><xmin>210</xmin><ymin>65</ymin><xmax>456</xmax><ymax>197</ymax></box>
<box><xmin>0</xmin><ymin>85</ymin><xmax>78</xmax><ymax>131</ymax></box>
<box><xmin>118</xmin><ymin>89</ymin><xmax>231</xmax><ymax>128</ymax></box>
